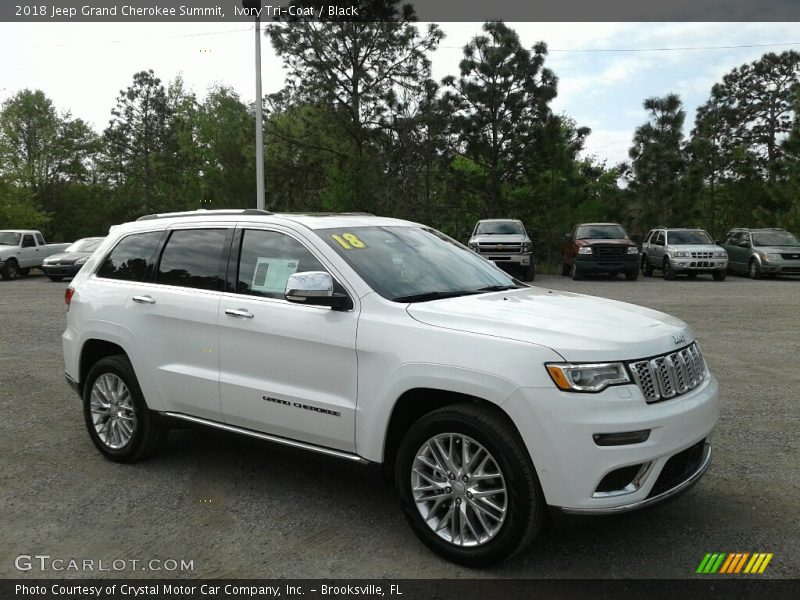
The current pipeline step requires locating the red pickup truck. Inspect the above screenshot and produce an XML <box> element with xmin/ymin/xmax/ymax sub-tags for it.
<box><xmin>562</xmin><ymin>223</ymin><xmax>640</xmax><ymax>281</ymax></box>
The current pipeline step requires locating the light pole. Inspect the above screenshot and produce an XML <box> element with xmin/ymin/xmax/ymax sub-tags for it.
<box><xmin>243</xmin><ymin>0</ymin><xmax>265</xmax><ymax>210</ymax></box>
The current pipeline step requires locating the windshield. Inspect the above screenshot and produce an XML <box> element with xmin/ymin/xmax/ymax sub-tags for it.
<box><xmin>0</xmin><ymin>232</ymin><xmax>22</xmax><ymax>246</ymax></box>
<box><xmin>475</xmin><ymin>221</ymin><xmax>525</xmax><ymax>235</ymax></box>
<box><xmin>575</xmin><ymin>225</ymin><xmax>628</xmax><ymax>240</ymax></box>
<box><xmin>65</xmin><ymin>238</ymin><xmax>104</xmax><ymax>253</ymax></box>
<box><xmin>667</xmin><ymin>230</ymin><xmax>712</xmax><ymax>245</ymax></box>
<box><xmin>752</xmin><ymin>231</ymin><xmax>800</xmax><ymax>247</ymax></box>
<box><xmin>317</xmin><ymin>226</ymin><xmax>519</xmax><ymax>302</ymax></box>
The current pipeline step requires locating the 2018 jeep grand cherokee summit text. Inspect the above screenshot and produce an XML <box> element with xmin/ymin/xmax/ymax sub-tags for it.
<box><xmin>63</xmin><ymin>210</ymin><xmax>719</xmax><ymax>566</ymax></box>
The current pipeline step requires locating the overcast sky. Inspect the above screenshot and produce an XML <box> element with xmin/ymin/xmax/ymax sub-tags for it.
<box><xmin>1</xmin><ymin>21</ymin><xmax>798</xmax><ymax>166</ymax></box>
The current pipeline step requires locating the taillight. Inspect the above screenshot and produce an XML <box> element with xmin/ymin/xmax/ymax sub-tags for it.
<box><xmin>65</xmin><ymin>287</ymin><xmax>75</xmax><ymax>309</ymax></box>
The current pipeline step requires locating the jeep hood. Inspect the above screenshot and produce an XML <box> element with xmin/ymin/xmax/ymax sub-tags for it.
<box><xmin>406</xmin><ymin>286</ymin><xmax>692</xmax><ymax>362</ymax></box>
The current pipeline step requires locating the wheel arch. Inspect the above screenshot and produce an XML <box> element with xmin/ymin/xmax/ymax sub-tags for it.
<box><xmin>380</xmin><ymin>387</ymin><xmax>524</xmax><ymax>481</ymax></box>
<box><xmin>79</xmin><ymin>338</ymin><xmax>128</xmax><ymax>397</ymax></box>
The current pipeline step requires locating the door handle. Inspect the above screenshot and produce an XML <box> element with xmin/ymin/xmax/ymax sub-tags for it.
<box><xmin>225</xmin><ymin>308</ymin><xmax>254</xmax><ymax>319</ymax></box>
<box><xmin>132</xmin><ymin>295</ymin><xmax>156</xmax><ymax>304</ymax></box>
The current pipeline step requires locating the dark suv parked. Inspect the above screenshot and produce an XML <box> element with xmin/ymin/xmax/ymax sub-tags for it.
<box><xmin>562</xmin><ymin>223</ymin><xmax>639</xmax><ymax>280</ymax></box>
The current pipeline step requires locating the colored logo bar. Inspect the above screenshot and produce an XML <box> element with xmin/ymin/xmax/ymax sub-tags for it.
<box><xmin>696</xmin><ymin>552</ymin><xmax>773</xmax><ymax>574</ymax></box>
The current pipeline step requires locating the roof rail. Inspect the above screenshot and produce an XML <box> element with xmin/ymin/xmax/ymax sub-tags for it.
<box><xmin>136</xmin><ymin>209</ymin><xmax>272</xmax><ymax>221</ymax></box>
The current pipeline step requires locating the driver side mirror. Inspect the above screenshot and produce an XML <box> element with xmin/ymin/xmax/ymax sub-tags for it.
<box><xmin>285</xmin><ymin>271</ymin><xmax>352</xmax><ymax>310</ymax></box>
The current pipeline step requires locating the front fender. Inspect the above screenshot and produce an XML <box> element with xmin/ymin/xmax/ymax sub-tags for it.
<box><xmin>355</xmin><ymin>362</ymin><xmax>519</xmax><ymax>462</ymax></box>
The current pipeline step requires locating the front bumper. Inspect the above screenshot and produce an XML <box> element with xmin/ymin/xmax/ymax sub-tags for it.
<box><xmin>761</xmin><ymin>260</ymin><xmax>800</xmax><ymax>275</ymax></box>
<box><xmin>575</xmin><ymin>254</ymin><xmax>639</xmax><ymax>272</ymax></box>
<box><xmin>670</xmin><ymin>258</ymin><xmax>727</xmax><ymax>271</ymax></box>
<box><xmin>478</xmin><ymin>252</ymin><xmax>531</xmax><ymax>266</ymax></box>
<box><xmin>502</xmin><ymin>374</ymin><xmax>719</xmax><ymax>513</ymax></box>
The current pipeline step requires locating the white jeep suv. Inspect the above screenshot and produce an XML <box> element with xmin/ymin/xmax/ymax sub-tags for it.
<box><xmin>63</xmin><ymin>210</ymin><xmax>719</xmax><ymax>566</ymax></box>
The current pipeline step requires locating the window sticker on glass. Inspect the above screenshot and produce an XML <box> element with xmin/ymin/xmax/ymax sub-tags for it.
<box><xmin>251</xmin><ymin>258</ymin><xmax>299</xmax><ymax>295</ymax></box>
<box><xmin>331</xmin><ymin>233</ymin><xmax>367</xmax><ymax>250</ymax></box>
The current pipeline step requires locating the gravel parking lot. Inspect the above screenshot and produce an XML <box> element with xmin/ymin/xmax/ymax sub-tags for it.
<box><xmin>1</xmin><ymin>271</ymin><xmax>798</xmax><ymax>579</ymax></box>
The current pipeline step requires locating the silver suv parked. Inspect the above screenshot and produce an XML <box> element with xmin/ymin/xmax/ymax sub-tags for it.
<box><xmin>721</xmin><ymin>228</ymin><xmax>800</xmax><ymax>279</ymax></box>
<box><xmin>467</xmin><ymin>219</ymin><xmax>534</xmax><ymax>281</ymax></box>
<box><xmin>641</xmin><ymin>228</ymin><xmax>727</xmax><ymax>281</ymax></box>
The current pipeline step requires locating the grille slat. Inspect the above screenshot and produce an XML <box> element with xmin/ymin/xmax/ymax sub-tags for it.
<box><xmin>629</xmin><ymin>342</ymin><xmax>706</xmax><ymax>404</ymax></box>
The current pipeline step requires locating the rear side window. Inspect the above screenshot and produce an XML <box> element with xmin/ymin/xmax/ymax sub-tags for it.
<box><xmin>156</xmin><ymin>229</ymin><xmax>228</xmax><ymax>291</ymax></box>
<box><xmin>96</xmin><ymin>231</ymin><xmax>163</xmax><ymax>281</ymax></box>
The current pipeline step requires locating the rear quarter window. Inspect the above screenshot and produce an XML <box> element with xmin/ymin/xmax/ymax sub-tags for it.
<box><xmin>96</xmin><ymin>231</ymin><xmax>164</xmax><ymax>282</ymax></box>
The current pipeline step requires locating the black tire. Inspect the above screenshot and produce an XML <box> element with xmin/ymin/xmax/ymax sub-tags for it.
<box><xmin>18</xmin><ymin>268</ymin><xmax>30</xmax><ymax>277</ymax></box>
<box><xmin>571</xmin><ymin>262</ymin><xmax>583</xmax><ymax>281</ymax></box>
<box><xmin>1</xmin><ymin>259</ymin><xmax>19</xmax><ymax>280</ymax></box>
<box><xmin>83</xmin><ymin>355</ymin><xmax>167</xmax><ymax>463</ymax></box>
<box><xmin>561</xmin><ymin>263</ymin><xmax>570</xmax><ymax>276</ymax></box>
<box><xmin>523</xmin><ymin>263</ymin><xmax>535</xmax><ymax>282</ymax></box>
<box><xmin>641</xmin><ymin>255</ymin><xmax>653</xmax><ymax>277</ymax></box>
<box><xmin>713</xmin><ymin>270</ymin><xmax>726</xmax><ymax>282</ymax></box>
<box><xmin>625</xmin><ymin>269</ymin><xmax>639</xmax><ymax>281</ymax></box>
<box><xmin>663</xmin><ymin>258</ymin><xmax>676</xmax><ymax>280</ymax></box>
<box><xmin>395</xmin><ymin>404</ymin><xmax>545</xmax><ymax>567</ymax></box>
<box><xmin>749</xmin><ymin>259</ymin><xmax>763</xmax><ymax>280</ymax></box>
<box><xmin>47</xmin><ymin>275</ymin><xmax>63</xmax><ymax>282</ymax></box>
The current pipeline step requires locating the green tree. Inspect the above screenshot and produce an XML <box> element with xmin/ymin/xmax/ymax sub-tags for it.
<box><xmin>443</xmin><ymin>21</ymin><xmax>557</xmax><ymax>217</ymax></box>
<box><xmin>268</xmin><ymin>0</ymin><xmax>443</xmax><ymax>212</ymax></box>
<box><xmin>103</xmin><ymin>70</ymin><xmax>174</xmax><ymax>214</ymax></box>
<box><xmin>0</xmin><ymin>89</ymin><xmax>98</xmax><ymax>216</ymax></box>
<box><xmin>628</xmin><ymin>93</ymin><xmax>686</xmax><ymax>227</ymax></box>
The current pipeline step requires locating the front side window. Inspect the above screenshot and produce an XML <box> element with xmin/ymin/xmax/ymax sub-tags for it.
<box><xmin>666</xmin><ymin>230</ymin><xmax>713</xmax><ymax>245</ymax></box>
<box><xmin>236</xmin><ymin>229</ymin><xmax>326</xmax><ymax>299</ymax></box>
<box><xmin>653</xmin><ymin>231</ymin><xmax>665</xmax><ymax>246</ymax></box>
<box><xmin>96</xmin><ymin>231</ymin><xmax>163</xmax><ymax>282</ymax></box>
<box><xmin>156</xmin><ymin>229</ymin><xmax>228</xmax><ymax>291</ymax></box>
<box><xmin>35</xmin><ymin>233</ymin><xmax>45</xmax><ymax>246</ymax></box>
<box><xmin>575</xmin><ymin>224</ymin><xmax>629</xmax><ymax>240</ymax></box>
<box><xmin>317</xmin><ymin>226</ymin><xmax>518</xmax><ymax>302</ymax></box>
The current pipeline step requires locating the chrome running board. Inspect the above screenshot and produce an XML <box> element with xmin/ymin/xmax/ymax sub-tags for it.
<box><xmin>162</xmin><ymin>412</ymin><xmax>368</xmax><ymax>464</ymax></box>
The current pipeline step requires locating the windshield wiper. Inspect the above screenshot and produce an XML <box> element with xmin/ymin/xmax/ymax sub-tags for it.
<box><xmin>393</xmin><ymin>290</ymin><xmax>483</xmax><ymax>303</ymax></box>
<box><xmin>475</xmin><ymin>285</ymin><xmax>521</xmax><ymax>292</ymax></box>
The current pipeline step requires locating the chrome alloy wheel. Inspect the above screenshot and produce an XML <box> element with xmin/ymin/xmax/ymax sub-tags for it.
<box><xmin>90</xmin><ymin>373</ymin><xmax>136</xmax><ymax>449</ymax></box>
<box><xmin>411</xmin><ymin>433</ymin><xmax>508</xmax><ymax>547</ymax></box>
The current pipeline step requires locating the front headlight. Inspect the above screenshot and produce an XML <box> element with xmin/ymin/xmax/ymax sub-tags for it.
<box><xmin>577</xmin><ymin>247</ymin><xmax>593</xmax><ymax>255</ymax></box>
<box><xmin>627</xmin><ymin>246</ymin><xmax>638</xmax><ymax>254</ymax></box>
<box><xmin>763</xmin><ymin>252</ymin><xmax>781</xmax><ymax>262</ymax></box>
<box><xmin>673</xmin><ymin>251</ymin><xmax>690</xmax><ymax>258</ymax></box>
<box><xmin>522</xmin><ymin>241</ymin><xmax>532</xmax><ymax>252</ymax></box>
<box><xmin>545</xmin><ymin>362</ymin><xmax>630</xmax><ymax>393</ymax></box>
<box><xmin>714</xmin><ymin>251</ymin><xmax>727</xmax><ymax>258</ymax></box>
<box><xmin>468</xmin><ymin>242</ymin><xmax>478</xmax><ymax>250</ymax></box>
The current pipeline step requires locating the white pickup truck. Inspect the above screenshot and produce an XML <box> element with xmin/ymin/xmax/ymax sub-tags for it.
<box><xmin>0</xmin><ymin>230</ymin><xmax>71</xmax><ymax>280</ymax></box>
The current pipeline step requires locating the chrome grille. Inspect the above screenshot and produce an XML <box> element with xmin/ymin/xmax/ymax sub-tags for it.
<box><xmin>629</xmin><ymin>342</ymin><xmax>706</xmax><ymax>403</ymax></box>
<box><xmin>690</xmin><ymin>251</ymin><xmax>713</xmax><ymax>259</ymax></box>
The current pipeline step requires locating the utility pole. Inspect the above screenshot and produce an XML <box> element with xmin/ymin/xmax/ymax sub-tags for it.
<box><xmin>243</xmin><ymin>1</ymin><xmax>265</xmax><ymax>210</ymax></box>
